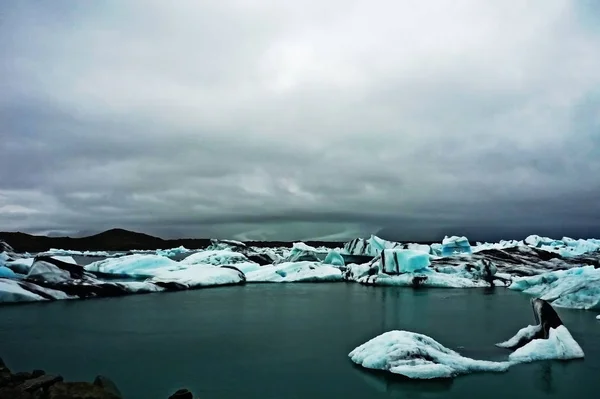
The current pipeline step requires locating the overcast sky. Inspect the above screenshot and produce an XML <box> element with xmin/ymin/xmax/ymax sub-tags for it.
<box><xmin>1</xmin><ymin>0</ymin><xmax>600</xmax><ymax>242</ymax></box>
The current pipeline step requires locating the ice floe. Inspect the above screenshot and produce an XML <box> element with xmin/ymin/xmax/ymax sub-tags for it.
<box><xmin>246</xmin><ymin>261</ymin><xmax>342</xmax><ymax>283</ymax></box>
<box><xmin>149</xmin><ymin>266</ymin><xmax>245</xmax><ymax>289</ymax></box>
<box><xmin>349</xmin><ymin>330</ymin><xmax>511</xmax><ymax>379</ymax></box>
<box><xmin>84</xmin><ymin>254</ymin><xmax>184</xmax><ymax>278</ymax></box>
<box><xmin>509</xmin><ymin>266</ymin><xmax>600</xmax><ymax>310</ymax></box>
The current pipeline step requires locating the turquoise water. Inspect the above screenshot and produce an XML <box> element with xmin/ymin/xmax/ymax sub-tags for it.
<box><xmin>0</xmin><ymin>285</ymin><xmax>598</xmax><ymax>398</ymax></box>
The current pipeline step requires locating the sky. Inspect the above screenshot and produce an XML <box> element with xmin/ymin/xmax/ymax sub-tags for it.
<box><xmin>1</xmin><ymin>0</ymin><xmax>600</xmax><ymax>242</ymax></box>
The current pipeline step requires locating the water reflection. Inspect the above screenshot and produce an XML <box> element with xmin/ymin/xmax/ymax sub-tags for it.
<box><xmin>352</xmin><ymin>364</ymin><xmax>453</xmax><ymax>398</ymax></box>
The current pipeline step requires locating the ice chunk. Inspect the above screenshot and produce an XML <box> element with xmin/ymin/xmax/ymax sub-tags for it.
<box><xmin>323</xmin><ymin>250</ymin><xmax>345</xmax><ymax>267</ymax></box>
<box><xmin>156</xmin><ymin>246</ymin><xmax>190</xmax><ymax>257</ymax></box>
<box><xmin>509</xmin><ymin>266</ymin><xmax>600</xmax><ymax>310</ymax></box>
<box><xmin>349</xmin><ymin>330</ymin><xmax>510</xmax><ymax>379</ymax></box>
<box><xmin>246</xmin><ymin>261</ymin><xmax>342</xmax><ymax>283</ymax></box>
<box><xmin>0</xmin><ymin>278</ymin><xmax>46</xmax><ymax>303</ymax></box>
<box><xmin>150</xmin><ymin>266</ymin><xmax>244</xmax><ymax>288</ymax></box>
<box><xmin>441</xmin><ymin>236</ymin><xmax>472</xmax><ymax>257</ymax></box>
<box><xmin>5</xmin><ymin>258</ymin><xmax>35</xmax><ymax>274</ymax></box>
<box><xmin>282</xmin><ymin>243</ymin><xmax>321</xmax><ymax>263</ymax></box>
<box><xmin>596</xmin><ymin>315</ymin><xmax>600</xmax><ymax>320</ymax></box>
<box><xmin>27</xmin><ymin>260</ymin><xmax>73</xmax><ymax>283</ymax></box>
<box><xmin>508</xmin><ymin>326</ymin><xmax>584</xmax><ymax>362</ymax></box>
<box><xmin>343</xmin><ymin>235</ymin><xmax>400</xmax><ymax>257</ymax></box>
<box><xmin>495</xmin><ymin>325</ymin><xmax>542</xmax><ymax>349</ymax></box>
<box><xmin>381</xmin><ymin>249</ymin><xmax>430</xmax><ymax>274</ymax></box>
<box><xmin>368</xmin><ymin>271</ymin><xmax>490</xmax><ymax>288</ymax></box>
<box><xmin>0</xmin><ymin>266</ymin><xmax>17</xmax><ymax>279</ymax></box>
<box><xmin>180</xmin><ymin>250</ymin><xmax>253</xmax><ymax>266</ymax></box>
<box><xmin>85</xmin><ymin>254</ymin><xmax>184</xmax><ymax>278</ymax></box>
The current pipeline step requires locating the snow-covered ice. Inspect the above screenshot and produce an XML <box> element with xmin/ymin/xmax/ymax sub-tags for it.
<box><xmin>502</xmin><ymin>326</ymin><xmax>584</xmax><ymax>362</ymax></box>
<box><xmin>150</xmin><ymin>266</ymin><xmax>245</xmax><ymax>289</ymax></box>
<box><xmin>349</xmin><ymin>330</ymin><xmax>511</xmax><ymax>379</ymax></box>
<box><xmin>246</xmin><ymin>261</ymin><xmax>342</xmax><ymax>283</ymax></box>
<box><xmin>85</xmin><ymin>254</ymin><xmax>184</xmax><ymax>278</ymax></box>
<box><xmin>441</xmin><ymin>236</ymin><xmax>472</xmax><ymax>257</ymax></box>
<box><xmin>509</xmin><ymin>266</ymin><xmax>600</xmax><ymax>310</ymax></box>
<box><xmin>181</xmin><ymin>250</ymin><xmax>253</xmax><ymax>266</ymax></box>
<box><xmin>381</xmin><ymin>249</ymin><xmax>430</xmax><ymax>274</ymax></box>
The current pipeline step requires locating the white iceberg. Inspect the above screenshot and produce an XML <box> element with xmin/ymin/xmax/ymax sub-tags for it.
<box><xmin>85</xmin><ymin>254</ymin><xmax>184</xmax><ymax>278</ymax></box>
<box><xmin>181</xmin><ymin>250</ymin><xmax>254</xmax><ymax>266</ymax></box>
<box><xmin>149</xmin><ymin>266</ymin><xmax>244</xmax><ymax>288</ymax></box>
<box><xmin>381</xmin><ymin>249</ymin><xmax>430</xmax><ymax>274</ymax></box>
<box><xmin>509</xmin><ymin>266</ymin><xmax>600</xmax><ymax>310</ymax></box>
<box><xmin>349</xmin><ymin>330</ymin><xmax>511</xmax><ymax>379</ymax></box>
<box><xmin>323</xmin><ymin>250</ymin><xmax>345</xmax><ymax>267</ymax></box>
<box><xmin>441</xmin><ymin>236</ymin><xmax>472</xmax><ymax>257</ymax></box>
<box><xmin>246</xmin><ymin>261</ymin><xmax>342</xmax><ymax>283</ymax></box>
<box><xmin>156</xmin><ymin>246</ymin><xmax>190</xmax><ymax>257</ymax></box>
<box><xmin>0</xmin><ymin>279</ymin><xmax>46</xmax><ymax>303</ymax></box>
<box><xmin>501</xmin><ymin>325</ymin><xmax>584</xmax><ymax>362</ymax></box>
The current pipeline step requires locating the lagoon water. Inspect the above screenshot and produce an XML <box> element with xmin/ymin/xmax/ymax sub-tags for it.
<box><xmin>1</xmin><ymin>284</ymin><xmax>598</xmax><ymax>398</ymax></box>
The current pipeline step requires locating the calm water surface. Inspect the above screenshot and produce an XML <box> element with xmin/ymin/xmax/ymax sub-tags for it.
<box><xmin>0</xmin><ymin>284</ymin><xmax>598</xmax><ymax>399</ymax></box>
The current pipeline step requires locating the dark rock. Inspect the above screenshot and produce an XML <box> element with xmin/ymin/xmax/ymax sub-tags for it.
<box><xmin>48</xmin><ymin>382</ymin><xmax>121</xmax><ymax>399</ymax></box>
<box><xmin>168</xmin><ymin>388</ymin><xmax>193</xmax><ymax>399</ymax></box>
<box><xmin>20</xmin><ymin>374</ymin><xmax>63</xmax><ymax>392</ymax></box>
<box><xmin>0</xmin><ymin>358</ymin><xmax>8</xmax><ymax>374</ymax></box>
<box><xmin>13</xmin><ymin>372</ymin><xmax>33</xmax><ymax>384</ymax></box>
<box><xmin>0</xmin><ymin>386</ymin><xmax>34</xmax><ymax>399</ymax></box>
<box><xmin>31</xmin><ymin>370</ymin><xmax>45</xmax><ymax>379</ymax></box>
<box><xmin>92</xmin><ymin>376</ymin><xmax>122</xmax><ymax>399</ymax></box>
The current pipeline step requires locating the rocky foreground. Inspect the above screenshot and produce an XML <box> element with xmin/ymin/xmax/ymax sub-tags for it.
<box><xmin>0</xmin><ymin>358</ymin><xmax>195</xmax><ymax>399</ymax></box>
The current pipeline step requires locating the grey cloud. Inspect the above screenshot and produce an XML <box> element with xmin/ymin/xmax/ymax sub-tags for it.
<box><xmin>1</xmin><ymin>0</ymin><xmax>600</xmax><ymax>241</ymax></box>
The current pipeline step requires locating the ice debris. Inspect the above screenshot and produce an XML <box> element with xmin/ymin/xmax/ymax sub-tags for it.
<box><xmin>349</xmin><ymin>330</ymin><xmax>511</xmax><ymax>379</ymax></box>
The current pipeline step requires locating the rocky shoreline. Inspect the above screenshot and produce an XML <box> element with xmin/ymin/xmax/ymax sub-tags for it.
<box><xmin>0</xmin><ymin>357</ymin><xmax>195</xmax><ymax>399</ymax></box>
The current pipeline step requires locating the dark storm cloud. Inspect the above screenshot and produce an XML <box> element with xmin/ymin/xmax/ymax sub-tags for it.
<box><xmin>1</xmin><ymin>0</ymin><xmax>600</xmax><ymax>241</ymax></box>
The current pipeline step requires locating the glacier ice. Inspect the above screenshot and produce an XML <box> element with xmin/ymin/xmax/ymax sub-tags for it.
<box><xmin>323</xmin><ymin>249</ymin><xmax>345</xmax><ymax>266</ymax></box>
<box><xmin>246</xmin><ymin>261</ymin><xmax>342</xmax><ymax>283</ymax></box>
<box><xmin>149</xmin><ymin>266</ymin><xmax>245</xmax><ymax>289</ymax></box>
<box><xmin>0</xmin><ymin>279</ymin><xmax>46</xmax><ymax>303</ymax></box>
<box><xmin>381</xmin><ymin>249</ymin><xmax>430</xmax><ymax>274</ymax></box>
<box><xmin>181</xmin><ymin>250</ymin><xmax>254</xmax><ymax>266</ymax></box>
<box><xmin>85</xmin><ymin>254</ymin><xmax>184</xmax><ymax>278</ymax></box>
<box><xmin>349</xmin><ymin>330</ymin><xmax>511</xmax><ymax>379</ymax></box>
<box><xmin>441</xmin><ymin>236</ymin><xmax>472</xmax><ymax>257</ymax></box>
<box><xmin>505</xmin><ymin>326</ymin><xmax>584</xmax><ymax>362</ymax></box>
<box><xmin>509</xmin><ymin>266</ymin><xmax>600</xmax><ymax>310</ymax></box>
<box><xmin>281</xmin><ymin>242</ymin><xmax>322</xmax><ymax>263</ymax></box>
<box><xmin>0</xmin><ymin>266</ymin><xmax>17</xmax><ymax>279</ymax></box>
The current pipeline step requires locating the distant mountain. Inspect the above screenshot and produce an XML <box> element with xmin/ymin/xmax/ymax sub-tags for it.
<box><xmin>0</xmin><ymin>229</ymin><xmax>346</xmax><ymax>253</ymax></box>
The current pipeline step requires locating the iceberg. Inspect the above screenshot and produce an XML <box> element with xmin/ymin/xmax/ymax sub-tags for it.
<box><xmin>246</xmin><ymin>261</ymin><xmax>342</xmax><ymax>283</ymax></box>
<box><xmin>0</xmin><ymin>266</ymin><xmax>17</xmax><ymax>279</ymax></box>
<box><xmin>343</xmin><ymin>235</ymin><xmax>400</xmax><ymax>257</ymax></box>
<box><xmin>509</xmin><ymin>266</ymin><xmax>600</xmax><ymax>310</ymax></box>
<box><xmin>496</xmin><ymin>298</ymin><xmax>584</xmax><ymax>362</ymax></box>
<box><xmin>149</xmin><ymin>266</ymin><xmax>245</xmax><ymax>289</ymax></box>
<box><xmin>349</xmin><ymin>330</ymin><xmax>511</xmax><ymax>379</ymax></box>
<box><xmin>0</xmin><ymin>279</ymin><xmax>46</xmax><ymax>303</ymax></box>
<box><xmin>380</xmin><ymin>249</ymin><xmax>430</xmax><ymax>274</ymax></box>
<box><xmin>281</xmin><ymin>242</ymin><xmax>321</xmax><ymax>263</ymax></box>
<box><xmin>85</xmin><ymin>254</ymin><xmax>184</xmax><ymax>278</ymax></box>
<box><xmin>181</xmin><ymin>250</ymin><xmax>254</xmax><ymax>266</ymax></box>
<box><xmin>441</xmin><ymin>236</ymin><xmax>472</xmax><ymax>257</ymax></box>
<box><xmin>323</xmin><ymin>250</ymin><xmax>345</xmax><ymax>267</ymax></box>
<box><xmin>156</xmin><ymin>246</ymin><xmax>190</xmax><ymax>257</ymax></box>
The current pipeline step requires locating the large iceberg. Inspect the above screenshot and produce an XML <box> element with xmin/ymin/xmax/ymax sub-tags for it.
<box><xmin>323</xmin><ymin>249</ymin><xmax>345</xmax><ymax>267</ymax></box>
<box><xmin>509</xmin><ymin>266</ymin><xmax>600</xmax><ymax>310</ymax></box>
<box><xmin>349</xmin><ymin>330</ymin><xmax>511</xmax><ymax>379</ymax></box>
<box><xmin>85</xmin><ymin>254</ymin><xmax>184</xmax><ymax>278</ymax></box>
<box><xmin>246</xmin><ymin>261</ymin><xmax>342</xmax><ymax>283</ymax></box>
<box><xmin>381</xmin><ymin>249</ymin><xmax>430</xmax><ymax>274</ymax></box>
<box><xmin>441</xmin><ymin>236</ymin><xmax>472</xmax><ymax>257</ymax></box>
<box><xmin>149</xmin><ymin>266</ymin><xmax>245</xmax><ymax>289</ymax></box>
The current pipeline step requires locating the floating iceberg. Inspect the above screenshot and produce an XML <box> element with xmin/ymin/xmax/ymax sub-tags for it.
<box><xmin>281</xmin><ymin>242</ymin><xmax>322</xmax><ymax>263</ymax></box>
<box><xmin>323</xmin><ymin>250</ymin><xmax>345</xmax><ymax>267</ymax></box>
<box><xmin>380</xmin><ymin>249</ymin><xmax>430</xmax><ymax>274</ymax></box>
<box><xmin>156</xmin><ymin>246</ymin><xmax>190</xmax><ymax>257</ymax></box>
<box><xmin>149</xmin><ymin>266</ymin><xmax>245</xmax><ymax>289</ymax></box>
<box><xmin>496</xmin><ymin>299</ymin><xmax>584</xmax><ymax>362</ymax></box>
<box><xmin>509</xmin><ymin>266</ymin><xmax>600</xmax><ymax>310</ymax></box>
<box><xmin>441</xmin><ymin>236</ymin><xmax>472</xmax><ymax>257</ymax></box>
<box><xmin>349</xmin><ymin>330</ymin><xmax>511</xmax><ymax>379</ymax></box>
<box><xmin>343</xmin><ymin>235</ymin><xmax>400</xmax><ymax>257</ymax></box>
<box><xmin>181</xmin><ymin>250</ymin><xmax>254</xmax><ymax>266</ymax></box>
<box><xmin>0</xmin><ymin>266</ymin><xmax>17</xmax><ymax>279</ymax></box>
<box><xmin>0</xmin><ymin>279</ymin><xmax>47</xmax><ymax>303</ymax></box>
<box><xmin>85</xmin><ymin>254</ymin><xmax>184</xmax><ymax>278</ymax></box>
<box><xmin>246</xmin><ymin>261</ymin><xmax>342</xmax><ymax>283</ymax></box>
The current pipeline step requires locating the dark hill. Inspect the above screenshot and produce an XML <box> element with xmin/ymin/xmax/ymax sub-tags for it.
<box><xmin>0</xmin><ymin>229</ymin><xmax>347</xmax><ymax>253</ymax></box>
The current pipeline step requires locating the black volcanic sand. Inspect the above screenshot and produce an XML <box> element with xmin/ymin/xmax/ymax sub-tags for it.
<box><xmin>0</xmin><ymin>284</ymin><xmax>598</xmax><ymax>399</ymax></box>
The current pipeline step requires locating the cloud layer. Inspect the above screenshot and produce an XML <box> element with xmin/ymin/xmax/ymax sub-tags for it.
<box><xmin>2</xmin><ymin>0</ymin><xmax>600</xmax><ymax>241</ymax></box>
